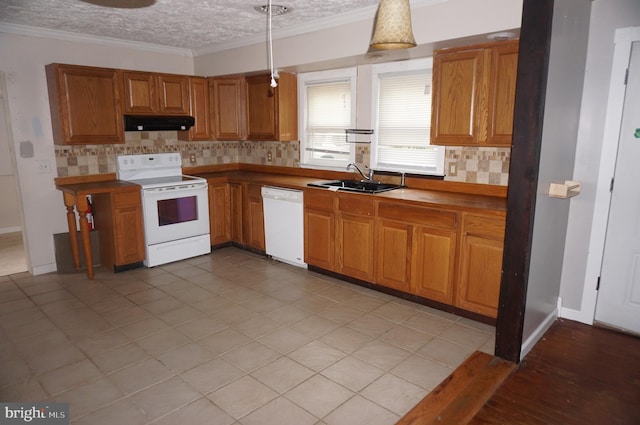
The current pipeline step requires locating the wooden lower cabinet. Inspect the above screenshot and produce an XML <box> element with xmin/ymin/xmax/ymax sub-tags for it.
<box><xmin>376</xmin><ymin>203</ymin><xmax>457</xmax><ymax>304</ymax></box>
<box><xmin>456</xmin><ymin>213</ymin><xmax>505</xmax><ymax>318</ymax></box>
<box><xmin>208</xmin><ymin>183</ymin><xmax>230</xmax><ymax>245</ymax></box>
<box><xmin>92</xmin><ymin>189</ymin><xmax>145</xmax><ymax>270</ymax></box>
<box><xmin>306</xmin><ymin>189</ymin><xmax>506</xmax><ymax>319</ymax></box>
<box><xmin>411</xmin><ymin>226</ymin><xmax>456</xmax><ymax>304</ymax></box>
<box><xmin>304</xmin><ymin>190</ymin><xmax>335</xmax><ymax>270</ymax></box>
<box><xmin>338</xmin><ymin>214</ymin><xmax>375</xmax><ymax>281</ymax></box>
<box><xmin>243</xmin><ymin>183</ymin><xmax>265</xmax><ymax>251</ymax></box>
<box><xmin>206</xmin><ymin>181</ymin><xmax>245</xmax><ymax>246</ymax></box>
<box><xmin>376</xmin><ymin>219</ymin><xmax>412</xmax><ymax>291</ymax></box>
<box><xmin>229</xmin><ymin>183</ymin><xmax>243</xmax><ymax>243</ymax></box>
<box><xmin>336</xmin><ymin>195</ymin><xmax>376</xmax><ymax>281</ymax></box>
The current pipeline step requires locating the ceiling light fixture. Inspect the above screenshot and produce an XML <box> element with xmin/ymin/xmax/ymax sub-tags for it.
<box><xmin>369</xmin><ymin>0</ymin><xmax>417</xmax><ymax>50</ymax></box>
<box><xmin>255</xmin><ymin>3</ymin><xmax>291</xmax><ymax>88</ymax></box>
<box><xmin>487</xmin><ymin>31</ymin><xmax>517</xmax><ymax>41</ymax></box>
<box><xmin>253</xmin><ymin>4</ymin><xmax>290</xmax><ymax>16</ymax></box>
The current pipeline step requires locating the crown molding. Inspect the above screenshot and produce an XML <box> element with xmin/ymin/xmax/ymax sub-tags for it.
<box><xmin>191</xmin><ymin>0</ymin><xmax>448</xmax><ymax>56</ymax></box>
<box><xmin>0</xmin><ymin>0</ymin><xmax>446</xmax><ymax>58</ymax></box>
<box><xmin>0</xmin><ymin>22</ymin><xmax>195</xmax><ymax>57</ymax></box>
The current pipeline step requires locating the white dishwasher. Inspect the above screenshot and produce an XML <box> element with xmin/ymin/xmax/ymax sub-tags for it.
<box><xmin>261</xmin><ymin>186</ymin><xmax>307</xmax><ymax>268</ymax></box>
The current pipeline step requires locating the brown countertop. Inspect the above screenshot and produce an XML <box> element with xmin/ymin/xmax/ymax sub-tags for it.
<box><xmin>55</xmin><ymin>167</ymin><xmax>506</xmax><ymax>215</ymax></box>
<box><xmin>55</xmin><ymin>179</ymin><xmax>140</xmax><ymax>196</ymax></box>
<box><xmin>197</xmin><ymin>170</ymin><xmax>507</xmax><ymax>215</ymax></box>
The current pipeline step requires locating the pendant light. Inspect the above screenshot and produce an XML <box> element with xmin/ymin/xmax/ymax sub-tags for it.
<box><xmin>267</xmin><ymin>0</ymin><xmax>277</xmax><ymax>87</ymax></box>
<box><xmin>255</xmin><ymin>2</ymin><xmax>291</xmax><ymax>88</ymax></box>
<box><xmin>369</xmin><ymin>0</ymin><xmax>417</xmax><ymax>50</ymax></box>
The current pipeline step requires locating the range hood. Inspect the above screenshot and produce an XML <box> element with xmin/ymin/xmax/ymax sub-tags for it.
<box><xmin>124</xmin><ymin>115</ymin><xmax>195</xmax><ymax>131</ymax></box>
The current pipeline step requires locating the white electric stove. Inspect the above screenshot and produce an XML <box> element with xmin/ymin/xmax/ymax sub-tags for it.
<box><xmin>116</xmin><ymin>153</ymin><xmax>210</xmax><ymax>267</ymax></box>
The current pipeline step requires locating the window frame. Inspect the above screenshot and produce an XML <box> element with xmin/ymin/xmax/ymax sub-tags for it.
<box><xmin>370</xmin><ymin>57</ymin><xmax>445</xmax><ymax>176</ymax></box>
<box><xmin>298</xmin><ymin>67</ymin><xmax>357</xmax><ymax>171</ymax></box>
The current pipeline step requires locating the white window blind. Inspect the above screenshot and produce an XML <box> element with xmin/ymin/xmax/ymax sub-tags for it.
<box><xmin>299</xmin><ymin>69</ymin><xmax>356</xmax><ymax>169</ymax></box>
<box><xmin>373</xmin><ymin>62</ymin><xmax>445</xmax><ymax>175</ymax></box>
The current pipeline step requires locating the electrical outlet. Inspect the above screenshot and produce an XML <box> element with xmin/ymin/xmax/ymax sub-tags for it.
<box><xmin>448</xmin><ymin>163</ymin><xmax>457</xmax><ymax>176</ymax></box>
<box><xmin>189</xmin><ymin>153</ymin><xmax>196</xmax><ymax>164</ymax></box>
<box><xmin>36</xmin><ymin>160</ymin><xmax>51</xmax><ymax>174</ymax></box>
<box><xmin>267</xmin><ymin>152</ymin><xmax>273</xmax><ymax>162</ymax></box>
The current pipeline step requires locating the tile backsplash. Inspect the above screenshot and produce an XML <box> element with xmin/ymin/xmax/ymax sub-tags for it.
<box><xmin>444</xmin><ymin>147</ymin><xmax>511</xmax><ymax>185</ymax></box>
<box><xmin>55</xmin><ymin>131</ymin><xmax>510</xmax><ymax>186</ymax></box>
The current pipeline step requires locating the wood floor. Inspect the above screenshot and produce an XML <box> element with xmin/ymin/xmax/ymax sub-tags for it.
<box><xmin>398</xmin><ymin>318</ymin><xmax>640</xmax><ymax>425</ymax></box>
<box><xmin>470</xmin><ymin>319</ymin><xmax>640</xmax><ymax>425</ymax></box>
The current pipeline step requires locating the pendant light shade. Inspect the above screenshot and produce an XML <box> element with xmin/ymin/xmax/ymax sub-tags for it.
<box><xmin>369</xmin><ymin>0</ymin><xmax>417</xmax><ymax>50</ymax></box>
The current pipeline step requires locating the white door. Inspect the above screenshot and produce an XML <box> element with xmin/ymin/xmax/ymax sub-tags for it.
<box><xmin>596</xmin><ymin>41</ymin><xmax>640</xmax><ymax>334</ymax></box>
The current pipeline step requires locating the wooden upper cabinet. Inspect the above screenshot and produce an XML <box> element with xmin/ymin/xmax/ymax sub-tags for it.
<box><xmin>157</xmin><ymin>74</ymin><xmax>190</xmax><ymax>115</ymax></box>
<box><xmin>431</xmin><ymin>47</ymin><xmax>486</xmax><ymax>146</ymax></box>
<box><xmin>122</xmin><ymin>71</ymin><xmax>190</xmax><ymax>115</ymax></box>
<box><xmin>431</xmin><ymin>40</ymin><xmax>519</xmax><ymax>147</ymax></box>
<box><xmin>487</xmin><ymin>42</ymin><xmax>519</xmax><ymax>145</ymax></box>
<box><xmin>45</xmin><ymin>63</ymin><xmax>124</xmax><ymax>145</ymax></box>
<box><xmin>121</xmin><ymin>71</ymin><xmax>156</xmax><ymax>114</ymax></box>
<box><xmin>245</xmin><ymin>72</ymin><xmax>298</xmax><ymax>141</ymax></box>
<box><xmin>178</xmin><ymin>76</ymin><xmax>210</xmax><ymax>141</ymax></box>
<box><xmin>210</xmin><ymin>76</ymin><xmax>246</xmax><ymax>141</ymax></box>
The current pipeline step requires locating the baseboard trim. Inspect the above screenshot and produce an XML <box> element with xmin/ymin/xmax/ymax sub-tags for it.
<box><xmin>0</xmin><ymin>226</ymin><xmax>21</xmax><ymax>234</ymax></box>
<box><xmin>520</xmin><ymin>308</ymin><xmax>558</xmax><ymax>360</ymax></box>
<box><xmin>32</xmin><ymin>263</ymin><xmax>57</xmax><ymax>276</ymax></box>
<box><xmin>559</xmin><ymin>305</ymin><xmax>594</xmax><ymax>325</ymax></box>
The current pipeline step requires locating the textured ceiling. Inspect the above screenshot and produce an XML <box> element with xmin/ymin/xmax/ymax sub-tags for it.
<box><xmin>0</xmin><ymin>0</ymin><xmax>384</xmax><ymax>51</ymax></box>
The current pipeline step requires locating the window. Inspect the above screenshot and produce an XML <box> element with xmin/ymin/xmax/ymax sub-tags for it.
<box><xmin>371</xmin><ymin>58</ymin><xmax>445</xmax><ymax>176</ymax></box>
<box><xmin>298</xmin><ymin>68</ymin><xmax>356</xmax><ymax>169</ymax></box>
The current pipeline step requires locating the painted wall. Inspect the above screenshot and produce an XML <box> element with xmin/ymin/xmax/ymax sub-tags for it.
<box><xmin>560</xmin><ymin>0</ymin><xmax>640</xmax><ymax>319</ymax></box>
<box><xmin>194</xmin><ymin>0</ymin><xmax>523</xmax><ymax>76</ymax></box>
<box><xmin>0</xmin><ymin>0</ymin><xmax>523</xmax><ymax>276</ymax></box>
<box><xmin>0</xmin><ymin>32</ymin><xmax>193</xmax><ymax>274</ymax></box>
<box><xmin>521</xmin><ymin>0</ymin><xmax>591</xmax><ymax>357</ymax></box>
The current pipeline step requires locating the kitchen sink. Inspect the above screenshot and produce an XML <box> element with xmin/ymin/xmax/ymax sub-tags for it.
<box><xmin>307</xmin><ymin>179</ymin><xmax>403</xmax><ymax>194</ymax></box>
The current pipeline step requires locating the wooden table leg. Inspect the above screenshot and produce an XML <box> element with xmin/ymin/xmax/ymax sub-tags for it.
<box><xmin>63</xmin><ymin>192</ymin><xmax>81</xmax><ymax>271</ymax></box>
<box><xmin>75</xmin><ymin>195</ymin><xmax>94</xmax><ymax>280</ymax></box>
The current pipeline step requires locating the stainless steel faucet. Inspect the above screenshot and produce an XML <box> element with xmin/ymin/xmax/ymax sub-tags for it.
<box><xmin>347</xmin><ymin>163</ymin><xmax>374</xmax><ymax>181</ymax></box>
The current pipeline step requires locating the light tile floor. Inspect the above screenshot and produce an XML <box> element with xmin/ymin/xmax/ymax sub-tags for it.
<box><xmin>0</xmin><ymin>231</ymin><xmax>27</xmax><ymax>277</ymax></box>
<box><xmin>0</xmin><ymin>247</ymin><xmax>495</xmax><ymax>425</ymax></box>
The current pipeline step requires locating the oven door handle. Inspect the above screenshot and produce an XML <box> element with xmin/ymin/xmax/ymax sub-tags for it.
<box><xmin>143</xmin><ymin>182</ymin><xmax>207</xmax><ymax>194</ymax></box>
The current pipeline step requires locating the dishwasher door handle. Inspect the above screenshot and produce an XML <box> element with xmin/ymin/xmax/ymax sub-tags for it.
<box><xmin>261</xmin><ymin>186</ymin><xmax>303</xmax><ymax>203</ymax></box>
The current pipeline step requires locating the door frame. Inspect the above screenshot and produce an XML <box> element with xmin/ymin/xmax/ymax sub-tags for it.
<box><xmin>0</xmin><ymin>71</ymin><xmax>29</xmax><ymax>272</ymax></box>
<box><xmin>564</xmin><ymin>26</ymin><xmax>640</xmax><ymax>325</ymax></box>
